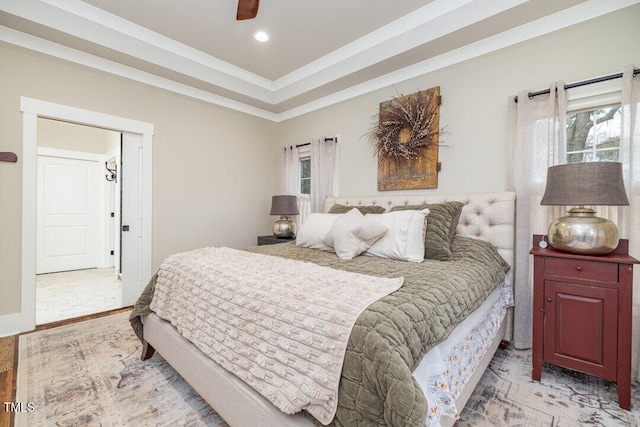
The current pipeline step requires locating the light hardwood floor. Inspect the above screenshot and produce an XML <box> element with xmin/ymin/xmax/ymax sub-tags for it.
<box><xmin>0</xmin><ymin>335</ymin><xmax>17</xmax><ymax>427</ymax></box>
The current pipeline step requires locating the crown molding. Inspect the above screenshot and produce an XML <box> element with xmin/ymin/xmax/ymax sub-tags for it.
<box><xmin>3</xmin><ymin>0</ymin><xmax>276</xmax><ymax>102</ymax></box>
<box><xmin>275</xmin><ymin>0</ymin><xmax>640</xmax><ymax>121</ymax></box>
<box><xmin>1</xmin><ymin>0</ymin><xmax>637</xmax><ymax>122</ymax></box>
<box><xmin>43</xmin><ymin>0</ymin><xmax>272</xmax><ymax>87</ymax></box>
<box><xmin>271</xmin><ymin>0</ymin><xmax>478</xmax><ymax>91</ymax></box>
<box><xmin>1</xmin><ymin>0</ymin><xmax>528</xmax><ymax>106</ymax></box>
<box><xmin>0</xmin><ymin>26</ymin><xmax>279</xmax><ymax>121</ymax></box>
<box><xmin>272</xmin><ymin>0</ymin><xmax>528</xmax><ymax>103</ymax></box>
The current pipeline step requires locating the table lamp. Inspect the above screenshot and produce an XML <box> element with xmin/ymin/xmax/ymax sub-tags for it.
<box><xmin>270</xmin><ymin>195</ymin><xmax>299</xmax><ymax>238</ymax></box>
<box><xmin>540</xmin><ymin>162</ymin><xmax>629</xmax><ymax>255</ymax></box>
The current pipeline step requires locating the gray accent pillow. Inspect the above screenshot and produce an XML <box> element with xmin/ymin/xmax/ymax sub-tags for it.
<box><xmin>390</xmin><ymin>201</ymin><xmax>465</xmax><ymax>261</ymax></box>
<box><xmin>328</xmin><ymin>204</ymin><xmax>386</xmax><ymax>215</ymax></box>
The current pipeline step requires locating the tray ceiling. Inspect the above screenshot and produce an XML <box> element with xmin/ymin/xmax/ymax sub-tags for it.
<box><xmin>0</xmin><ymin>0</ymin><xmax>635</xmax><ymax>121</ymax></box>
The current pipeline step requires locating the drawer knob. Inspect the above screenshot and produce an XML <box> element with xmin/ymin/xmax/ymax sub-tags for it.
<box><xmin>576</xmin><ymin>266</ymin><xmax>582</xmax><ymax>271</ymax></box>
<box><xmin>547</xmin><ymin>297</ymin><xmax>552</xmax><ymax>302</ymax></box>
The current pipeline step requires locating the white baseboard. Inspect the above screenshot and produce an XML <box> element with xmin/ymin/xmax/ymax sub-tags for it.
<box><xmin>0</xmin><ymin>313</ymin><xmax>22</xmax><ymax>337</ymax></box>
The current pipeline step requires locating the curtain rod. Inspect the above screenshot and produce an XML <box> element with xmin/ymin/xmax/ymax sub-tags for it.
<box><xmin>514</xmin><ymin>68</ymin><xmax>640</xmax><ymax>103</ymax></box>
<box><xmin>295</xmin><ymin>136</ymin><xmax>337</xmax><ymax>148</ymax></box>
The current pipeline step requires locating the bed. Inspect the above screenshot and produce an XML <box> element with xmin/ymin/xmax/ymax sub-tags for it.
<box><xmin>131</xmin><ymin>191</ymin><xmax>516</xmax><ymax>427</ymax></box>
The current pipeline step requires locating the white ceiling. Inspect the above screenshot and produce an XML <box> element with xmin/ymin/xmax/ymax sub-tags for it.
<box><xmin>0</xmin><ymin>0</ymin><xmax>637</xmax><ymax>121</ymax></box>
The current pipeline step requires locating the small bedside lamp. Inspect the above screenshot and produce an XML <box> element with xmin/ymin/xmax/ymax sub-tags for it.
<box><xmin>541</xmin><ymin>162</ymin><xmax>629</xmax><ymax>255</ymax></box>
<box><xmin>270</xmin><ymin>195</ymin><xmax>299</xmax><ymax>238</ymax></box>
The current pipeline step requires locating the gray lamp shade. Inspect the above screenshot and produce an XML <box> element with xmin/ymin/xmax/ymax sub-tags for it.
<box><xmin>540</xmin><ymin>162</ymin><xmax>629</xmax><ymax>206</ymax></box>
<box><xmin>270</xmin><ymin>195</ymin><xmax>299</xmax><ymax>216</ymax></box>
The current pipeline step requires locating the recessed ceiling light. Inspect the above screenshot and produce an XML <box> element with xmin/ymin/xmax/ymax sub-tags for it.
<box><xmin>254</xmin><ymin>31</ymin><xmax>269</xmax><ymax>42</ymax></box>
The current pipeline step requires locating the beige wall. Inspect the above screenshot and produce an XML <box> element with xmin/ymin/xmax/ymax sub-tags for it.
<box><xmin>278</xmin><ymin>6</ymin><xmax>640</xmax><ymax>198</ymax></box>
<box><xmin>0</xmin><ymin>42</ymin><xmax>278</xmax><ymax>319</ymax></box>
<box><xmin>1</xmin><ymin>6</ymin><xmax>639</xmax><ymax>326</ymax></box>
<box><xmin>277</xmin><ymin>6</ymin><xmax>640</xmax><ymax>377</ymax></box>
<box><xmin>38</xmin><ymin>118</ymin><xmax>120</xmax><ymax>154</ymax></box>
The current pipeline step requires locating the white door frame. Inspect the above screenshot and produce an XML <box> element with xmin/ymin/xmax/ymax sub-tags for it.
<box><xmin>103</xmin><ymin>149</ymin><xmax>120</xmax><ymax>272</ymax></box>
<box><xmin>20</xmin><ymin>97</ymin><xmax>154</xmax><ymax>332</ymax></box>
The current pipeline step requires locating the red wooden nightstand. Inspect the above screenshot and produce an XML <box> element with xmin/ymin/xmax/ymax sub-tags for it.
<box><xmin>530</xmin><ymin>234</ymin><xmax>638</xmax><ymax>410</ymax></box>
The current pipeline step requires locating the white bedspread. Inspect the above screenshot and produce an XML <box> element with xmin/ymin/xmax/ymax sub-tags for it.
<box><xmin>150</xmin><ymin>247</ymin><xmax>403</xmax><ymax>424</ymax></box>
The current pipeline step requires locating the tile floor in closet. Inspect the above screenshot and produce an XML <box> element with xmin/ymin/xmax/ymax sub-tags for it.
<box><xmin>36</xmin><ymin>268</ymin><xmax>122</xmax><ymax>325</ymax></box>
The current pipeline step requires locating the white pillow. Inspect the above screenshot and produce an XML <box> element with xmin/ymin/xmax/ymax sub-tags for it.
<box><xmin>364</xmin><ymin>209</ymin><xmax>430</xmax><ymax>262</ymax></box>
<box><xmin>323</xmin><ymin>208</ymin><xmax>388</xmax><ymax>260</ymax></box>
<box><xmin>296</xmin><ymin>213</ymin><xmax>341</xmax><ymax>251</ymax></box>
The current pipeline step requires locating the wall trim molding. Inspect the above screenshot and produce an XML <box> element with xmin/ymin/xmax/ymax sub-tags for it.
<box><xmin>0</xmin><ymin>313</ymin><xmax>21</xmax><ymax>338</ymax></box>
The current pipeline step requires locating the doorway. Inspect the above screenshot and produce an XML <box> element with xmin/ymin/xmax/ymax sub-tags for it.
<box><xmin>20</xmin><ymin>97</ymin><xmax>154</xmax><ymax>333</ymax></box>
<box><xmin>35</xmin><ymin>118</ymin><xmax>121</xmax><ymax>324</ymax></box>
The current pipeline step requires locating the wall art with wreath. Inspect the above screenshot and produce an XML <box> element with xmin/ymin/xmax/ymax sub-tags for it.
<box><xmin>367</xmin><ymin>87</ymin><xmax>441</xmax><ymax>191</ymax></box>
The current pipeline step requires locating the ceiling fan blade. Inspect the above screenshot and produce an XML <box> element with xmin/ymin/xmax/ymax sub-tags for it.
<box><xmin>237</xmin><ymin>0</ymin><xmax>260</xmax><ymax>20</ymax></box>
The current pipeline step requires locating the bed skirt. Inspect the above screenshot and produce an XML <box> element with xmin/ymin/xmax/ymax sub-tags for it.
<box><xmin>140</xmin><ymin>311</ymin><xmax>508</xmax><ymax>427</ymax></box>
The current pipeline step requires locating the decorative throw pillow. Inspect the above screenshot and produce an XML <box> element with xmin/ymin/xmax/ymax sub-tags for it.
<box><xmin>364</xmin><ymin>209</ymin><xmax>430</xmax><ymax>262</ymax></box>
<box><xmin>295</xmin><ymin>213</ymin><xmax>341</xmax><ymax>251</ymax></box>
<box><xmin>390</xmin><ymin>201</ymin><xmax>465</xmax><ymax>261</ymax></box>
<box><xmin>328</xmin><ymin>204</ymin><xmax>386</xmax><ymax>215</ymax></box>
<box><xmin>323</xmin><ymin>209</ymin><xmax>388</xmax><ymax>260</ymax></box>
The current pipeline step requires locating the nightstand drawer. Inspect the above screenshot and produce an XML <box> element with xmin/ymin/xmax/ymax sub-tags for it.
<box><xmin>545</xmin><ymin>257</ymin><xmax>618</xmax><ymax>282</ymax></box>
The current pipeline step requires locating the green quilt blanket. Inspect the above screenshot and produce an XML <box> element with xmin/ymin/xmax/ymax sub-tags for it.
<box><xmin>130</xmin><ymin>236</ymin><xmax>510</xmax><ymax>426</ymax></box>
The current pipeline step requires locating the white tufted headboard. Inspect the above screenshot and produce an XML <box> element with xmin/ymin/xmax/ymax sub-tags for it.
<box><xmin>324</xmin><ymin>192</ymin><xmax>516</xmax><ymax>280</ymax></box>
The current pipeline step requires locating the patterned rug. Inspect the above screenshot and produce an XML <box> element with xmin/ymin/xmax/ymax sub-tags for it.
<box><xmin>15</xmin><ymin>311</ymin><xmax>640</xmax><ymax>426</ymax></box>
<box><xmin>17</xmin><ymin>311</ymin><xmax>225</xmax><ymax>427</ymax></box>
<box><xmin>459</xmin><ymin>347</ymin><xmax>640</xmax><ymax>426</ymax></box>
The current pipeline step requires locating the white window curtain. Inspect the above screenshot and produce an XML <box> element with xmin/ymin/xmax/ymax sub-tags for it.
<box><xmin>507</xmin><ymin>82</ymin><xmax>567</xmax><ymax>350</ymax></box>
<box><xmin>310</xmin><ymin>138</ymin><xmax>337</xmax><ymax>213</ymax></box>
<box><xmin>618</xmin><ymin>64</ymin><xmax>640</xmax><ymax>382</ymax></box>
<box><xmin>280</xmin><ymin>138</ymin><xmax>337</xmax><ymax>229</ymax></box>
<box><xmin>281</xmin><ymin>145</ymin><xmax>299</xmax><ymax>194</ymax></box>
<box><xmin>296</xmin><ymin>194</ymin><xmax>311</xmax><ymax>228</ymax></box>
<box><xmin>280</xmin><ymin>145</ymin><xmax>307</xmax><ymax>230</ymax></box>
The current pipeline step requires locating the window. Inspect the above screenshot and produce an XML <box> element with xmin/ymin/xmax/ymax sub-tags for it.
<box><xmin>565</xmin><ymin>105</ymin><xmax>620</xmax><ymax>163</ymax></box>
<box><xmin>300</xmin><ymin>157</ymin><xmax>310</xmax><ymax>194</ymax></box>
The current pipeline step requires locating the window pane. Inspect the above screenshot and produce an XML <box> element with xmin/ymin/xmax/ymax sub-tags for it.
<box><xmin>596</xmin><ymin>149</ymin><xmax>619</xmax><ymax>161</ymax></box>
<box><xmin>567</xmin><ymin>152</ymin><xmax>585</xmax><ymax>163</ymax></box>
<box><xmin>566</xmin><ymin>106</ymin><xmax>620</xmax><ymax>164</ymax></box>
<box><xmin>300</xmin><ymin>158</ymin><xmax>311</xmax><ymax>195</ymax></box>
<box><xmin>300</xmin><ymin>159</ymin><xmax>310</xmax><ymax>178</ymax></box>
<box><xmin>300</xmin><ymin>179</ymin><xmax>310</xmax><ymax>195</ymax></box>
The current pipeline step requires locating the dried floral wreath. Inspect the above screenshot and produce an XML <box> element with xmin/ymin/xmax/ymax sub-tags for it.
<box><xmin>367</xmin><ymin>89</ymin><xmax>439</xmax><ymax>161</ymax></box>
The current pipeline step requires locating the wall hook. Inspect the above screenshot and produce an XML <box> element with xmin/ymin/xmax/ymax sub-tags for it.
<box><xmin>0</xmin><ymin>152</ymin><xmax>18</xmax><ymax>162</ymax></box>
<box><xmin>105</xmin><ymin>162</ymin><xmax>117</xmax><ymax>182</ymax></box>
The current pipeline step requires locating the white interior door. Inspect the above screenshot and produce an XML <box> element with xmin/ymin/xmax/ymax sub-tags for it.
<box><xmin>121</xmin><ymin>133</ymin><xmax>143</xmax><ymax>306</ymax></box>
<box><xmin>36</xmin><ymin>154</ymin><xmax>100</xmax><ymax>274</ymax></box>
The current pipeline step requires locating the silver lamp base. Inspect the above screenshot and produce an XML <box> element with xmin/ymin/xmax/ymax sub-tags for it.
<box><xmin>272</xmin><ymin>216</ymin><xmax>296</xmax><ymax>238</ymax></box>
<box><xmin>547</xmin><ymin>207</ymin><xmax>619</xmax><ymax>255</ymax></box>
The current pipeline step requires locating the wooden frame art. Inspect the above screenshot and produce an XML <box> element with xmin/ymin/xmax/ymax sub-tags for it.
<box><xmin>372</xmin><ymin>87</ymin><xmax>441</xmax><ymax>191</ymax></box>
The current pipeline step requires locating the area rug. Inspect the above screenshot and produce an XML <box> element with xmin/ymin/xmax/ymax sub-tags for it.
<box><xmin>16</xmin><ymin>311</ymin><xmax>640</xmax><ymax>426</ymax></box>
<box><xmin>458</xmin><ymin>346</ymin><xmax>640</xmax><ymax>426</ymax></box>
<box><xmin>16</xmin><ymin>311</ymin><xmax>225</xmax><ymax>427</ymax></box>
